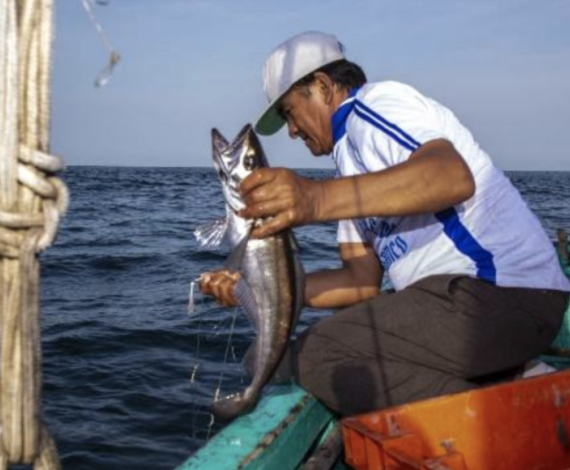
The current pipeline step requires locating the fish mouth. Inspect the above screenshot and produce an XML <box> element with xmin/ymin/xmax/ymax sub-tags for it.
<box><xmin>211</xmin><ymin>124</ymin><xmax>254</xmax><ymax>213</ymax></box>
<box><xmin>211</xmin><ymin>124</ymin><xmax>254</xmax><ymax>176</ymax></box>
<box><xmin>211</xmin><ymin>124</ymin><xmax>268</xmax><ymax>213</ymax></box>
<box><xmin>211</xmin><ymin>127</ymin><xmax>231</xmax><ymax>178</ymax></box>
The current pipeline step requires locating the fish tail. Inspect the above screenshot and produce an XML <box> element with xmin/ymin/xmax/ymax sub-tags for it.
<box><xmin>211</xmin><ymin>389</ymin><xmax>258</xmax><ymax>423</ymax></box>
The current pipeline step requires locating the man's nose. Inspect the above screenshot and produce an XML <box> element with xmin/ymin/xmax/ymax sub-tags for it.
<box><xmin>287</xmin><ymin>121</ymin><xmax>299</xmax><ymax>140</ymax></box>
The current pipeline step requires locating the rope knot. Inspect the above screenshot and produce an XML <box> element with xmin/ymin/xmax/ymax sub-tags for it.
<box><xmin>0</xmin><ymin>145</ymin><xmax>68</xmax><ymax>258</ymax></box>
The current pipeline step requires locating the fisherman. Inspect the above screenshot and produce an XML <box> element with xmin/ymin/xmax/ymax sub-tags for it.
<box><xmin>201</xmin><ymin>31</ymin><xmax>570</xmax><ymax>416</ymax></box>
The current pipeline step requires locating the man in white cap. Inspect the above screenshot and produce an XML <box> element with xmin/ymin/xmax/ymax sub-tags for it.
<box><xmin>202</xmin><ymin>31</ymin><xmax>569</xmax><ymax>415</ymax></box>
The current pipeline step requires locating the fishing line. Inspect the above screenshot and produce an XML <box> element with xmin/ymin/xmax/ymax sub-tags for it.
<box><xmin>231</xmin><ymin>343</ymin><xmax>244</xmax><ymax>386</ymax></box>
<box><xmin>187</xmin><ymin>276</ymin><xmax>214</xmax><ymax>443</ymax></box>
<box><xmin>79</xmin><ymin>0</ymin><xmax>121</xmax><ymax>87</ymax></box>
<box><xmin>187</xmin><ymin>273</ymin><xmax>248</xmax><ymax>442</ymax></box>
<box><xmin>187</xmin><ymin>277</ymin><xmax>202</xmax><ymax>315</ymax></box>
<box><xmin>189</xmin><ymin>308</ymin><xmax>202</xmax><ymax>444</ymax></box>
<box><xmin>207</xmin><ymin>306</ymin><xmax>239</xmax><ymax>440</ymax></box>
<box><xmin>187</xmin><ymin>277</ymin><xmax>244</xmax><ymax>442</ymax></box>
<box><xmin>188</xmin><ymin>277</ymin><xmax>231</xmax><ymax>323</ymax></box>
<box><xmin>187</xmin><ymin>277</ymin><xmax>218</xmax><ymax>443</ymax></box>
<box><xmin>212</xmin><ymin>308</ymin><xmax>239</xmax><ymax>402</ymax></box>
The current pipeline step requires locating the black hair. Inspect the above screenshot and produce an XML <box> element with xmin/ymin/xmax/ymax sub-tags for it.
<box><xmin>294</xmin><ymin>59</ymin><xmax>367</xmax><ymax>93</ymax></box>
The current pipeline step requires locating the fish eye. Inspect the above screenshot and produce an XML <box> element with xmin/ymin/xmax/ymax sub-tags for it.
<box><xmin>244</xmin><ymin>155</ymin><xmax>257</xmax><ymax>171</ymax></box>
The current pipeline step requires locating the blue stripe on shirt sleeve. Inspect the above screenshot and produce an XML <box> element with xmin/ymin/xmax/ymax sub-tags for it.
<box><xmin>354</xmin><ymin>107</ymin><xmax>419</xmax><ymax>152</ymax></box>
<box><xmin>354</xmin><ymin>100</ymin><xmax>422</xmax><ymax>149</ymax></box>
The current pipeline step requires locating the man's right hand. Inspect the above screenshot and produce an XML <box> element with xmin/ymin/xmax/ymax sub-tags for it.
<box><xmin>239</xmin><ymin>168</ymin><xmax>323</xmax><ymax>239</ymax></box>
<box><xmin>199</xmin><ymin>270</ymin><xmax>241</xmax><ymax>307</ymax></box>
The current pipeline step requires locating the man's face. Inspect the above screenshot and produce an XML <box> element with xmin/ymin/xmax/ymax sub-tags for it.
<box><xmin>278</xmin><ymin>83</ymin><xmax>334</xmax><ymax>156</ymax></box>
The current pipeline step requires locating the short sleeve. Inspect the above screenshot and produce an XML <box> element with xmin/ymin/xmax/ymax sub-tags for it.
<box><xmin>337</xmin><ymin>219</ymin><xmax>365</xmax><ymax>244</ymax></box>
<box><xmin>348</xmin><ymin>82</ymin><xmax>448</xmax><ymax>171</ymax></box>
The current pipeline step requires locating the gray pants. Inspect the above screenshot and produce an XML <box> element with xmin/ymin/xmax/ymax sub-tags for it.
<box><xmin>287</xmin><ymin>275</ymin><xmax>569</xmax><ymax>416</ymax></box>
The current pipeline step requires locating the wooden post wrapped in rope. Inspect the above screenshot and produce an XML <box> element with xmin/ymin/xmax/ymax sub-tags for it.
<box><xmin>0</xmin><ymin>0</ymin><xmax>67</xmax><ymax>468</ymax></box>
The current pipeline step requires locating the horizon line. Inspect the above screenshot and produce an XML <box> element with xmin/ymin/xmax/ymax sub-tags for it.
<box><xmin>61</xmin><ymin>164</ymin><xmax>569</xmax><ymax>173</ymax></box>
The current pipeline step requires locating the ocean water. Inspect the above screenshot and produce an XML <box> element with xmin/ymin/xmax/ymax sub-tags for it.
<box><xmin>39</xmin><ymin>167</ymin><xmax>569</xmax><ymax>469</ymax></box>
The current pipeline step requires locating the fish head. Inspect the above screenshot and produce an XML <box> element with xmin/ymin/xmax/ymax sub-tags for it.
<box><xmin>212</xmin><ymin>124</ymin><xmax>268</xmax><ymax>213</ymax></box>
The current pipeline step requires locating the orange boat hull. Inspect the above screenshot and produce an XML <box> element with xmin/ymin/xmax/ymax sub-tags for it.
<box><xmin>342</xmin><ymin>369</ymin><xmax>570</xmax><ymax>470</ymax></box>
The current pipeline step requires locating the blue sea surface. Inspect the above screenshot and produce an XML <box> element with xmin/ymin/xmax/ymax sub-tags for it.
<box><xmin>40</xmin><ymin>167</ymin><xmax>570</xmax><ymax>469</ymax></box>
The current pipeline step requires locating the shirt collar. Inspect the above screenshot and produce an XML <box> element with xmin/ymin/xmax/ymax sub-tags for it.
<box><xmin>332</xmin><ymin>87</ymin><xmax>360</xmax><ymax>145</ymax></box>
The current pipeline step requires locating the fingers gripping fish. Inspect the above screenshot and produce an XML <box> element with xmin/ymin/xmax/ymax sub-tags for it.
<box><xmin>194</xmin><ymin>124</ymin><xmax>305</xmax><ymax>422</ymax></box>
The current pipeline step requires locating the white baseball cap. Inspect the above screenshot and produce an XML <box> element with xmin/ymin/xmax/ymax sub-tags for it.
<box><xmin>254</xmin><ymin>31</ymin><xmax>346</xmax><ymax>136</ymax></box>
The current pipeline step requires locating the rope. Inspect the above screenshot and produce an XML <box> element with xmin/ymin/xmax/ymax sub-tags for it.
<box><xmin>0</xmin><ymin>147</ymin><xmax>68</xmax><ymax>257</ymax></box>
<box><xmin>0</xmin><ymin>0</ymin><xmax>65</xmax><ymax>467</ymax></box>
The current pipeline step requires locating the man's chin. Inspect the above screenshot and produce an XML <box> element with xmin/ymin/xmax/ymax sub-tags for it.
<box><xmin>308</xmin><ymin>145</ymin><xmax>333</xmax><ymax>157</ymax></box>
<box><xmin>305</xmin><ymin>141</ymin><xmax>329</xmax><ymax>157</ymax></box>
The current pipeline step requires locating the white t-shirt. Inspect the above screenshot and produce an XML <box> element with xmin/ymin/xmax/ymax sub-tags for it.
<box><xmin>333</xmin><ymin>81</ymin><xmax>570</xmax><ymax>293</ymax></box>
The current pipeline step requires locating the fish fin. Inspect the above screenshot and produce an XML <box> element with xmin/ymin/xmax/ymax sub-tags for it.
<box><xmin>194</xmin><ymin>218</ymin><xmax>228</xmax><ymax>250</ymax></box>
<box><xmin>233</xmin><ymin>278</ymin><xmax>259</xmax><ymax>330</ymax></box>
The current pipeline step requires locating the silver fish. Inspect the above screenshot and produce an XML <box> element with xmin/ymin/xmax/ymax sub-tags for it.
<box><xmin>194</xmin><ymin>124</ymin><xmax>304</xmax><ymax>422</ymax></box>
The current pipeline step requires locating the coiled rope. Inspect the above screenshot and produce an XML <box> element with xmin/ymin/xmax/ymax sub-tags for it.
<box><xmin>0</xmin><ymin>0</ymin><xmax>67</xmax><ymax>467</ymax></box>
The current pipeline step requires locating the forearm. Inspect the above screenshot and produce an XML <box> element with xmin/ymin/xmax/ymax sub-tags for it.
<box><xmin>305</xmin><ymin>268</ymin><xmax>381</xmax><ymax>308</ymax></box>
<box><xmin>313</xmin><ymin>140</ymin><xmax>475</xmax><ymax>222</ymax></box>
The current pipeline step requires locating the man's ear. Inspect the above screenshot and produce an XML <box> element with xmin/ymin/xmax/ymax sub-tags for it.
<box><xmin>313</xmin><ymin>72</ymin><xmax>335</xmax><ymax>104</ymax></box>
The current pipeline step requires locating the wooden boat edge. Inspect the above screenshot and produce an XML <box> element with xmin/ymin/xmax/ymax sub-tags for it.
<box><xmin>176</xmin><ymin>384</ymin><xmax>336</xmax><ymax>470</ymax></box>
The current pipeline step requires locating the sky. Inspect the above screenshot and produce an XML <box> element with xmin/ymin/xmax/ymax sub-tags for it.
<box><xmin>51</xmin><ymin>0</ymin><xmax>570</xmax><ymax>171</ymax></box>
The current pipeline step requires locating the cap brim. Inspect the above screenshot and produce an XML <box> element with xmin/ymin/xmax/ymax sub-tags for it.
<box><xmin>254</xmin><ymin>100</ymin><xmax>286</xmax><ymax>136</ymax></box>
